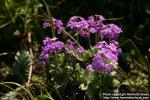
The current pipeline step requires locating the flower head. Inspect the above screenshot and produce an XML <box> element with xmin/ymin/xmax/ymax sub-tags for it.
<box><xmin>43</xmin><ymin>18</ymin><xmax>63</xmax><ymax>34</ymax></box>
<box><xmin>92</xmin><ymin>54</ymin><xmax>113</xmax><ymax>73</ymax></box>
<box><xmin>40</xmin><ymin>37</ymin><xmax>64</xmax><ymax>61</ymax></box>
<box><xmin>43</xmin><ymin>21</ymin><xmax>49</xmax><ymax>29</ymax></box>
<box><xmin>76</xmin><ymin>46</ymin><xmax>85</xmax><ymax>54</ymax></box>
<box><xmin>67</xmin><ymin>16</ymin><xmax>89</xmax><ymax>30</ymax></box>
<box><xmin>48</xmin><ymin>41</ymin><xmax>64</xmax><ymax>53</ymax></box>
<box><xmin>43</xmin><ymin>37</ymin><xmax>51</xmax><ymax>46</ymax></box>
<box><xmin>95</xmin><ymin>40</ymin><xmax>122</xmax><ymax>62</ymax></box>
<box><xmin>87</xmin><ymin>15</ymin><xmax>105</xmax><ymax>27</ymax></box>
<box><xmin>65</xmin><ymin>39</ymin><xmax>76</xmax><ymax>54</ymax></box>
<box><xmin>87</xmin><ymin>15</ymin><xmax>105</xmax><ymax>33</ymax></box>
<box><xmin>99</xmin><ymin>24</ymin><xmax>122</xmax><ymax>39</ymax></box>
<box><xmin>79</xmin><ymin>29</ymin><xmax>90</xmax><ymax>38</ymax></box>
<box><xmin>86</xmin><ymin>64</ymin><xmax>94</xmax><ymax>73</ymax></box>
<box><xmin>52</xmin><ymin>18</ymin><xmax>63</xmax><ymax>34</ymax></box>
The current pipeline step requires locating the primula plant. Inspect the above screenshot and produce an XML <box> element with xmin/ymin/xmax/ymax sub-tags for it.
<box><xmin>0</xmin><ymin>0</ymin><xmax>149</xmax><ymax>100</ymax></box>
<box><xmin>39</xmin><ymin>15</ymin><xmax>123</xmax><ymax>99</ymax></box>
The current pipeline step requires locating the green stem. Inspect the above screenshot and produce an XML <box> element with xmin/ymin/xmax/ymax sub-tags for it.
<box><xmin>0</xmin><ymin>20</ymin><xmax>11</xmax><ymax>29</ymax></box>
<box><xmin>76</xmin><ymin>32</ymin><xmax>79</xmax><ymax>43</ymax></box>
<box><xmin>105</xmin><ymin>17</ymin><xmax>124</xmax><ymax>21</ymax></box>
<box><xmin>99</xmin><ymin>73</ymin><xmax>103</xmax><ymax>99</ymax></box>
<box><xmin>63</xmin><ymin>68</ymin><xmax>71</xmax><ymax>90</ymax></box>
<box><xmin>95</xmin><ymin>33</ymin><xmax>97</xmax><ymax>44</ymax></box>
<box><xmin>54</xmin><ymin>83</ymin><xmax>63</xmax><ymax>100</ymax></box>
<box><xmin>45</xmin><ymin>89</ymin><xmax>54</xmax><ymax>100</ymax></box>
<box><xmin>88</xmin><ymin>35</ymin><xmax>92</xmax><ymax>49</ymax></box>
<box><xmin>120</xmin><ymin>39</ymin><xmax>140</xmax><ymax>57</ymax></box>
<box><xmin>43</xmin><ymin>0</ymin><xmax>55</xmax><ymax>37</ymax></box>
<box><xmin>62</xmin><ymin>29</ymin><xmax>81</xmax><ymax>47</ymax></box>
<box><xmin>54</xmin><ymin>53</ymin><xmax>58</xmax><ymax>68</ymax></box>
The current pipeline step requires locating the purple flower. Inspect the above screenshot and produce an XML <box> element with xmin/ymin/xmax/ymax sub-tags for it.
<box><xmin>99</xmin><ymin>24</ymin><xmax>122</xmax><ymax>39</ymax></box>
<box><xmin>89</xmin><ymin>27</ymin><xmax>97</xmax><ymax>33</ymax></box>
<box><xmin>106</xmin><ymin>40</ymin><xmax>119</xmax><ymax>52</ymax></box>
<box><xmin>67</xmin><ymin>16</ymin><xmax>89</xmax><ymax>30</ymax></box>
<box><xmin>40</xmin><ymin>37</ymin><xmax>64</xmax><ymax>61</ymax></box>
<box><xmin>92</xmin><ymin>54</ymin><xmax>113</xmax><ymax>73</ymax></box>
<box><xmin>65</xmin><ymin>39</ymin><xmax>75</xmax><ymax>54</ymax></box>
<box><xmin>79</xmin><ymin>29</ymin><xmax>90</xmax><ymax>38</ymax></box>
<box><xmin>97</xmin><ymin>15</ymin><xmax>105</xmax><ymax>21</ymax></box>
<box><xmin>43</xmin><ymin>18</ymin><xmax>63</xmax><ymax>34</ymax></box>
<box><xmin>87</xmin><ymin>15</ymin><xmax>105</xmax><ymax>27</ymax></box>
<box><xmin>95</xmin><ymin>41</ymin><xmax>122</xmax><ymax>62</ymax></box>
<box><xmin>101</xmin><ymin>50</ymin><xmax>118</xmax><ymax>62</ymax></box>
<box><xmin>48</xmin><ymin>41</ymin><xmax>64</xmax><ymax>53</ymax></box>
<box><xmin>107</xmin><ymin>40</ymin><xmax>122</xmax><ymax>55</ymax></box>
<box><xmin>104</xmin><ymin>64</ymin><xmax>113</xmax><ymax>73</ymax></box>
<box><xmin>86</xmin><ymin>64</ymin><xmax>94</xmax><ymax>73</ymax></box>
<box><xmin>53</xmin><ymin>18</ymin><xmax>63</xmax><ymax>34</ymax></box>
<box><xmin>43</xmin><ymin>37</ymin><xmax>51</xmax><ymax>46</ymax></box>
<box><xmin>40</xmin><ymin>52</ymin><xmax>49</xmax><ymax>61</ymax></box>
<box><xmin>43</xmin><ymin>21</ymin><xmax>49</xmax><ymax>29</ymax></box>
<box><xmin>76</xmin><ymin>46</ymin><xmax>85</xmax><ymax>54</ymax></box>
<box><xmin>87</xmin><ymin>15</ymin><xmax>105</xmax><ymax>33</ymax></box>
<box><xmin>95</xmin><ymin>41</ymin><xmax>108</xmax><ymax>49</ymax></box>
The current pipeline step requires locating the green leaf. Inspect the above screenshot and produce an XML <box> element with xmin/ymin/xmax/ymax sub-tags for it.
<box><xmin>39</xmin><ymin>94</ymin><xmax>49</xmax><ymax>100</ymax></box>
<box><xmin>0</xmin><ymin>21</ymin><xmax>11</xmax><ymax>29</ymax></box>
<box><xmin>113</xmin><ymin>79</ymin><xmax>120</xmax><ymax>87</ymax></box>
<box><xmin>31</xmin><ymin>75</ymin><xmax>44</xmax><ymax>84</ymax></box>
<box><xmin>79</xmin><ymin>83</ymin><xmax>88</xmax><ymax>90</ymax></box>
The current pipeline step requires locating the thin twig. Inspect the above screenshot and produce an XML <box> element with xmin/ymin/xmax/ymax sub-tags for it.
<box><xmin>120</xmin><ymin>39</ymin><xmax>140</xmax><ymax>57</ymax></box>
<box><xmin>105</xmin><ymin>16</ymin><xmax>124</xmax><ymax>21</ymax></box>
<box><xmin>62</xmin><ymin>29</ymin><xmax>81</xmax><ymax>47</ymax></box>
<box><xmin>27</xmin><ymin>32</ymin><xmax>34</xmax><ymax>84</ymax></box>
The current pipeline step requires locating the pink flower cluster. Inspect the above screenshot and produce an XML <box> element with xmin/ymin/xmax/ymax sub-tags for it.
<box><xmin>67</xmin><ymin>15</ymin><xmax>122</xmax><ymax>39</ymax></box>
<box><xmin>41</xmin><ymin>15</ymin><xmax>123</xmax><ymax>74</ymax></box>
<box><xmin>43</xmin><ymin>15</ymin><xmax>122</xmax><ymax>39</ymax></box>
<box><xmin>40</xmin><ymin>37</ymin><xmax>64</xmax><ymax>61</ymax></box>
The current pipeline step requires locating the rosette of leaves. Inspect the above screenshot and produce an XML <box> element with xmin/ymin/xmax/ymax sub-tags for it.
<box><xmin>13</xmin><ymin>51</ymin><xmax>32</xmax><ymax>82</ymax></box>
